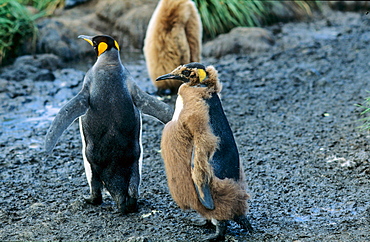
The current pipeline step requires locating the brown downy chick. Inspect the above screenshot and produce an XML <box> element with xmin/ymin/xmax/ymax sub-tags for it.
<box><xmin>144</xmin><ymin>0</ymin><xmax>202</xmax><ymax>95</ymax></box>
<box><xmin>157</xmin><ymin>62</ymin><xmax>253</xmax><ymax>241</ymax></box>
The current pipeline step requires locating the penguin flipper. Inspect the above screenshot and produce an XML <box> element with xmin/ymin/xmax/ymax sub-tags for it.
<box><xmin>194</xmin><ymin>182</ymin><xmax>215</xmax><ymax>210</ymax></box>
<box><xmin>126</xmin><ymin>76</ymin><xmax>174</xmax><ymax>124</ymax></box>
<box><xmin>45</xmin><ymin>89</ymin><xmax>89</xmax><ymax>154</ymax></box>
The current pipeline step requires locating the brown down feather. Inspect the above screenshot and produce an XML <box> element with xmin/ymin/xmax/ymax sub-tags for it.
<box><xmin>160</xmin><ymin>66</ymin><xmax>250</xmax><ymax>220</ymax></box>
<box><xmin>143</xmin><ymin>0</ymin><xmax>202</xmax><ymax>93</ymax></box>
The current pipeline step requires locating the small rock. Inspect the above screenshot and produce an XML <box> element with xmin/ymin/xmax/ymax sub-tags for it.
<box><xmin>328</xmin><ymin>1</ymin><xmax>370</xmax><ymax>11</ymax></box>
<box><xmin>36</xmin><ymin>19</ymin><xmax>96</xmax><ymax>61</ymax></box>
<box><xmin>202</xmin><ymin>27</ymin><xmax>274</xmax><ymax>58</ymax></box>
<box><xmin>13</xmin><ymin>54</ymin><xmax>63</xmax><ymax>71</ymax></box>
<box><xmin>0</xmin><ymin>54</ymin><xmax>62</xmax><ymax>82</ymax></box>
<box><xmin>0</xmin><ymin>78</ymin><xmax>8</xmax><ymax>92</ymax></box>
<box><xmin>313</xmin><ymin>28</ymin><xmax>340</xmax><ymax>41</ymax></box>
<box><xmin>29</xmin><ymin>202</ymin><xmax>46</xmax><ymax>209</ymax></box>
<box><xmin>34</xmin><ymin>69</ymin><xmax>56</xmax><ymax>82</ymax></box>
<box><xmin>114</xmin><ymin>4</ymin><xmax>155</xmax><ymax>49</ymax></box>
<box><xmin>64</xmin><ymin>0</ymin><xmax>91</xmax><ymax>9</ymax></box>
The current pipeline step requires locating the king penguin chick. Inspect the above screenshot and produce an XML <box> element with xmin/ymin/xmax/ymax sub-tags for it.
<box><xmin>156</xmin><ymin>63</ymin><xmax>253</xmax><ymax>241</ymax></box>
<box><xmin>45</xmin><ymin>35</ymin><xmax>173</xmax><ymax>214</ymax></box>
<box><xmin>143</xmin><ymin>0</ymin><xmax>202</xmax><ymax>95</ymax></box>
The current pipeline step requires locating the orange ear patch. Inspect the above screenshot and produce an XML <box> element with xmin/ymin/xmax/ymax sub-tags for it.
<box><xmin>114</xmin><ymin>40</ymin><xmax>120</xmax><ymax>51</ymax></box>
<box><xmin>198</xmin><ymin>69</ymin><xmax>206</xmax><ymax>82</ymax></box>
<box><xmin>98</xmin><ymin>42</ymin><xmax>108</xmax><ymax>56</ymax></box>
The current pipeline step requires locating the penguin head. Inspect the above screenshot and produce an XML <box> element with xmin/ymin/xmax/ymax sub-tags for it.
<box><xmin>78</xmin><ymin>34</ymin><xmax>120</xmax><ymax>57</ymax></box>
<box><xmin>156</xmin><ymin>62</ymin><xmax>209</xmax><ymax>87</ymax></box>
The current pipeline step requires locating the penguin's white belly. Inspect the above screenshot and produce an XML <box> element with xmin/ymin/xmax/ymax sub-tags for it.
<box><xmin>79</xmin><ymin>117</ymin><xmax>93</xmax><ymax>191</ymax></box>
<box><xmin>138</xmin><ymin>112</ymin><xmax>143</xmax><ymax>186</ymax></box>
<box><xmin>172</xmin><ymin>95</ymin><xmax>184</xmax><ymax>121</ymax></box>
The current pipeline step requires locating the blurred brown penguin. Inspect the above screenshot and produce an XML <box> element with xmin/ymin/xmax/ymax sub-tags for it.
<box><xmin>143</xmin><ymin>0</ymin><xmax>202</xmax><ymax>95</ymax></box>
<box><xmin>156</xmin><ymin>62</ymin><xmax>252</xmax><ymax>241</ymax></box>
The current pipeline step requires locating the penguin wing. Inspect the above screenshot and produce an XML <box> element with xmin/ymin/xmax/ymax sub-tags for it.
<box><xmin>126</xmin><ymin>76</ymin><xmax>174</xmax><ymax>124</ymax></box>
<box><xmin>191</xmin><ymin>146</ymin><xmax>215</xmax><ymax>210</ymax></box>
<box><xmin>45</xmin><ymin>88</ymin><xmax>89</xmax><ymax>154</ymax></box>
<box><xmin>194</xmin><ymin>180</ymin><xmax>215</xmax><ymax>210</ymax></box>
<box><xmin>192</xmin><ymin>149</ymin><xmax>215</xmax><ymax>210</ymax></box>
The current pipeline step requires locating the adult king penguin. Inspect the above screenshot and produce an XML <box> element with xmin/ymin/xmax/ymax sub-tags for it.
<box><xmin>156</xmin><ymin>63</ymin><xmax>253</xmax><ymax>241</ymax></box>
<box><xmin>143</xmin><ymin>0</ymin><xmax>202</xmax><ymax>95</ymax></box>
<box><xmin>45</xmin><ymin>35</ymin><xmax>173</xmax><ymax>214</ymax></box>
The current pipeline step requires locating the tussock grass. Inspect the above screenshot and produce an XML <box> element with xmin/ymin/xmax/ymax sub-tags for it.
<box><xmin>19</xmin><ymin>0</ymin><xmax>64</xmax><ymax>16</ymax></box>
<box><xmin>0</xmin><ymin>0</ymin><xmax>64</xmax><ymax>65</ymax></box>
<box><xmin>194</xmin><ymin>0</ymin><xmax>320</xmax><ymax>39</ymax></box>
<box><xmin>358</xmin><ymin>97</ymin><xmax>370</xmax><ymax>131</ymax></box>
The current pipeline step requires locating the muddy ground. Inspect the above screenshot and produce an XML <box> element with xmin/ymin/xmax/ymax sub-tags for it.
<box><xmin>1</xmin><ymin>9</ymin><xmax>370</xmax><ymax>242</ymax></box>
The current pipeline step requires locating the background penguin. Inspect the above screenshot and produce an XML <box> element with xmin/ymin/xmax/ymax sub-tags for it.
<box><xmin>45</xmin><ymin>34</ymin><xmax>173</xmax><ymax>214</ymax></box>
<box><xmin>156</xmin><ymin>62</ymin><xmax>253</xmax><ymax>241</ymax></box>
<box><xmin>143</xmin><ymin>0</ymin><xmax>202</xmax><ymax>95</ymax></box>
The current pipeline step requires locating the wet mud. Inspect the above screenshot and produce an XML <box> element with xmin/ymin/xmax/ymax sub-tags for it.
<box><xmin>1</xmin><ymin>10</ymin><xmax>370</xmax><ymax>242</ymax></box>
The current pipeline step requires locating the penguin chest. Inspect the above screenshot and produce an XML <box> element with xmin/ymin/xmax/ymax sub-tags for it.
<box><xmin>172</xmin><ymin>94</ymin><xmax>184</xmax><ymax>121</ymax></box>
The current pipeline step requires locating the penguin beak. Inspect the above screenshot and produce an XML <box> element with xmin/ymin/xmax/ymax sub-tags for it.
<box><xmin>156</xmin><ymin>73</ymin><xmax>189</xmax><ymax>82</ymax></box>
<box><xmin>78</xmin><ymin>35</ymin><xmax>94</xmax><ymax>46</ymax></box>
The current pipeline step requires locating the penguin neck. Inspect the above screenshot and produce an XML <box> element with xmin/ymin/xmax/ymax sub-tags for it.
<box><xmin>95</xmin><ymin>49</ymin><xmax>121</xmax><ymax>67</ymax></box>
<box><xmin>202</xmin><ymin>78</ymin><xmax>221</xmax><ymax>94</ymax></box>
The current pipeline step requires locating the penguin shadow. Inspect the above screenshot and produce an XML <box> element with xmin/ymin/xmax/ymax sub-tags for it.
<box><xmin>181</xmin><ymin>212</ymin><xmax>254</xmax><ymax>241</ymax></box>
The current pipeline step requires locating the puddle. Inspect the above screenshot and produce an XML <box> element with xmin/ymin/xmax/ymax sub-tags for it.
<box><xmin>1</xmin><ymin>103</ymin><xmax>60</xmax><ymax>146</ymax></box>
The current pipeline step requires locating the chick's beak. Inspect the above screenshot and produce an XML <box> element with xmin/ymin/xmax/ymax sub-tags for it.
<box><xmin>156</xmin><ymin>73</ymin><xmax>189</xmax><ymax>82</ymax></box>
<box><xmin>78</xmin><ymin>35</ymin><xmax>94</xmax><ymax>46</ymax></box>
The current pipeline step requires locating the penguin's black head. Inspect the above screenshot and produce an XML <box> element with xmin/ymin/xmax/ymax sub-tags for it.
<box><xmin>78</xmin><ymin>34</ymin><xmax>120</xmax><ymax>57</ymax></box>
<box><xmin>156</xmin><ymin>62</ymin><xmax>207</xmax><ymax>86</ymax></box>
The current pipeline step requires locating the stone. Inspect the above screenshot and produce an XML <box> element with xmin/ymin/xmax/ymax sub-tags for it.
<box><xmin>328</xmin><ymin>1</ymin><xmax>370</xmax><ymax>11</ymax></box>
<box><xmin>64</xmin><ymin>0</ymin><xmax>91</xmax><ymax>9</ymax></box>
<box><xmin>202</xmin><ymin>27</ymin><xmax>274</xmax><ymax>58</ymax></box>
<box><xmin>114</xmin><ymin>4</ymin><xmax>156</xmax><ymax>50</ymax></box>
<box><xmin>13</xmin><ymin>54</ymin><xmax>63</xmax><ymax>71</ymax></box>
<box><xmin>36</xmin><ymin>18</ymin><xmax>98</xmax><ymax>61</ymax></box>
<box><xmin>0</xmin><ymin>54</ymin><xmax>62</xmax><ymax>82</ymax></box>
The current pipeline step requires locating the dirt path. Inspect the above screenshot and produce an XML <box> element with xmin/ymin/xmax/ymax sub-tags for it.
<box><xmin>1</xmin><ymin>9</ymin><xmax>369</xmax><ymax>242</ymax></box>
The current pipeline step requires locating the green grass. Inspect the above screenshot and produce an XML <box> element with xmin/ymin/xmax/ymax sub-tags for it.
<box><xmin>0</xmin><ymin>0</ymin><xmax>64</xmax><ymax>65</ymax></box>
<box><xmin>194</xmin><ymin>0</ymin><xmax>321</xmax><ymax>39</ymax></box>
<box><xmin>19</xmin><ymin>0</ymin><xmax>64</xmax><ymax>16</ymax></box>
<box><xmin>357</xmin><ymin>97</ymin><xmax>370</xmax><ymax>130</ymax></box>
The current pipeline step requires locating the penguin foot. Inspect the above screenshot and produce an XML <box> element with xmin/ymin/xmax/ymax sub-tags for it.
<box><xmin>188</xmin><ymin>214</ymin><xmax>213</xmax><ymax>227</ymax></box>
<box><xmin>84</xmin><ymin>195</ymin><xmax>103</xmax><ymax>205</ymax></box>
<box><xmin>205</xmin><ymin>220</ymin><xmax>227</xmax><ymax>242</ymax></box>
<box><xmin>234</xmin><ymin>215</ymin><xmax>253</xmax><ymax>233</ymax></box>
<box><xmin>118</xmin><ymin>197</ymin><xmax>138</xmax><ymax>215</ymax></box>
